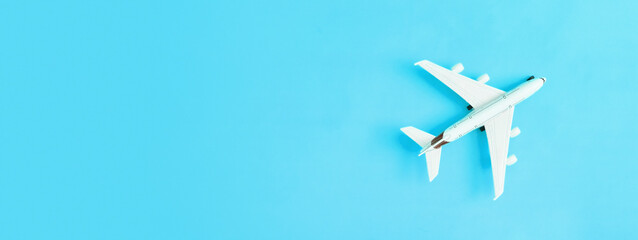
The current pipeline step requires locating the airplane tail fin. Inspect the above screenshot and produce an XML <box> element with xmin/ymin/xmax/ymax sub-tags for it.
<box><xmin>400</xmin><ymin>127</ymin><xmax>442</xmax><ymax>181</ymax></box>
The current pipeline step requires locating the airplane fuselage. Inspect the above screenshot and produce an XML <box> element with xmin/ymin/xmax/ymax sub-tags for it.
<box><xmin>420</xmin><ymin>77</ymin><xmax>545</xmax><ymax>155</ymax></box>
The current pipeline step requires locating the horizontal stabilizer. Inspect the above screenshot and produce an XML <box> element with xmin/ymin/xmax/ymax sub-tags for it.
<box><xmin>401</xmin><ymin>126</ymin><xmax>441</xmax><ymax>181</ymax></box>
<box><xmin>400</xmin><ymin>126</ymin><xmax>435</xmax><ymax>147</ymax></box>
<box><xmin>425</xmin><ymin>148</ymin><xmax>441</xmax><ymax>181</ymax></box>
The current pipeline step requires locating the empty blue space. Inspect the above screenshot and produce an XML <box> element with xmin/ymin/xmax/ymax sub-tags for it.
<box><xmin>1</xmin><ymin>0</ymin><xmax>637</xmax><ymax>239</ymax></box>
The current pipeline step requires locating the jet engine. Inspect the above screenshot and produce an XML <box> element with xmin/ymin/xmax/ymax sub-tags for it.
<box><xmin>451</xmin><ymin>63</ymin><xmax>464</xmax><ymax>73</ymax></box>
<box><xmin>510</xmin><ymin>127</ymin><xmax>521</xmax><ymax>138</ymax></box>
<box><xmin>477</xmin><ymin>74</ymin><xmax>490</xmax><ymax>84</ymax></box>
<box><xmin>506</xmin><ymin>155</ymin><xmax>518</xmax><ymax>166</ymax></box>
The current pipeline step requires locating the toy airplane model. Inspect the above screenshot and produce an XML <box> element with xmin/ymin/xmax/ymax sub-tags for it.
<box><xmin>401</xmin><ymin>60</ymin><xmax>545</xmax><ymax>200</ymax></box>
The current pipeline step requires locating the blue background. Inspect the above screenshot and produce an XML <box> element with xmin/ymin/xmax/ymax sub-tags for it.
<box><xmin>1</xmin><ymin>0</ymin><xmax>637</xmax><ymax>239</ymax></box>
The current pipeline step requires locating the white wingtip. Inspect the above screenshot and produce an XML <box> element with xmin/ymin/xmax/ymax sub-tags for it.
<box><xmin>493</xmin><ymin>193</ymin><xmax>502</xmax><ymax>200</ymax></box>
<box><xmin>414</xmin><ymin>60</ymin><xmax>430</xmax><ymax>66</ymax></box>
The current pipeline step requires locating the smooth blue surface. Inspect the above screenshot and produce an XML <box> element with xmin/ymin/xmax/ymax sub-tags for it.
<box><xmin>1</xmin><ymin>0</ymin><xmax>637</xmax><ymax>239</ymax></box>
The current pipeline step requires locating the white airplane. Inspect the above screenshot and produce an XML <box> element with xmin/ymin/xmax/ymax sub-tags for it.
<box><xmin>401</xmin><ymin>60</ymin><xmax>545</xmax><ymax>200</ymax></box>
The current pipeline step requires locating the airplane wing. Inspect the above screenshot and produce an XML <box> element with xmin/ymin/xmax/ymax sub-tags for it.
<box><xmin>415</xmin><ymin>60</ymin><xmax>504</xmax><ymax>108</ymax></box>
<box><xmin>483</xmin><ymin>107</ymin><xmax>514</xmax><ymax>200</ymax></box>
